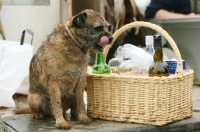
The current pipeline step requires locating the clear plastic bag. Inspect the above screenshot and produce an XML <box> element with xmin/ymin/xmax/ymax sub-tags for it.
<box><xmin>0</xmin><ymin>29</ymin><xmax>34</xmax><ymax>107</ymax></box>
<box><xmin>118</xmin><ymin>44</ymin><xmax>153</xmax><ymax>75</ymax></box>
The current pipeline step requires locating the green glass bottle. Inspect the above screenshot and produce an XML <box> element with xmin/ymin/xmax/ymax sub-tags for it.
<box><xmin>148</xmin><ymin>35</ymin><xmax>169</xmax><ymax>77</ymax></box>
<box><xmin>92</xmin><ymin>52</ymin><xmax>110</xmax><ymax>74</ymax></box>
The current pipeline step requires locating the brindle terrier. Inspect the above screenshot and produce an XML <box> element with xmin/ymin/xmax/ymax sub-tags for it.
<box><xmin>27</xmin><ymin>9</ymin><xmax>112</xmax><ymax>129</ymax></box>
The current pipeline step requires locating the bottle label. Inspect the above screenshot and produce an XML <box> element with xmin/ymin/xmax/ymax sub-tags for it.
<box><xmin>123</xmin><ymin>55</ymin><xmax>131</xmax><ymax>61</ymax></box>
<box><xmin>123</xmin><ymin>57</ymin><xmax>131</xmax><ymax>61</ymax></box>
<box><xmin>110</xmin><ymin>66</ymin><xmax>119</xmax><ymax>74</ymax></box>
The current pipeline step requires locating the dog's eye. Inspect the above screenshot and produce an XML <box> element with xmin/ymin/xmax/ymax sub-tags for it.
<box><xmin>94</xmin><ymin>25</ymin><xmax>104</xmax><ymax>31</ymax></box>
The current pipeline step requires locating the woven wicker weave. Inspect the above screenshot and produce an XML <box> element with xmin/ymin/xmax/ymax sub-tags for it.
<box><xmin>86</xmin><ymin>21</ymin><xmax>194</xmax><ymax>126</ymax></box>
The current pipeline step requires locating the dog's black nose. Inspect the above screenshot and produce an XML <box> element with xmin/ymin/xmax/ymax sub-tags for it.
<box><xmin>108</xmin><ymin>36</ymin><xmax>113</xmax><ymax>43</ymax></box>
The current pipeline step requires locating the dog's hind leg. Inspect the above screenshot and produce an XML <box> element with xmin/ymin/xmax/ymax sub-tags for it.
<box><xmin>28</xmin><ymin>91</ymin><xmax>48</xmax><ymax>119</ymax></box>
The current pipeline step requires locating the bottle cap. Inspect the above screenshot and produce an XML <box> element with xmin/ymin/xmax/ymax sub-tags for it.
<box><xmin>145</xmin><ymin>36</ymin><xmax>153</xmax><ymax>46</ymax></box>
<box><xmin>154</xmin><ymin>35</ymin><xmax>161</xmax><ymax>40</ymax></box>
<box><xmin>154</xmin><ymin>35</ymin><xmax>162</xmax><ymax>47</ymax></box>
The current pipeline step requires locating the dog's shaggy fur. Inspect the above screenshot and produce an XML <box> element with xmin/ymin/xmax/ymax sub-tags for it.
<box><xmin>24</xmin><ymin>9</ymin><xmax>112</xmax><ymax>129</ymax></box>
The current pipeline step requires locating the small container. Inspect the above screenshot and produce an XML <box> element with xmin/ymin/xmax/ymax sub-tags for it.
<box><xmin>165</xmin><ymin>59</ymin><xmax>186</xmax><ymax>74</ymax></box>
<box><xmin>108</xmin><ymin>58</ymin><xmax>122</xmax><ymax>74</ymax></box>
<box><xmin>110</xmin><ymin>46</ymin><xmax>132</xmax><ymax>74</ymax></box>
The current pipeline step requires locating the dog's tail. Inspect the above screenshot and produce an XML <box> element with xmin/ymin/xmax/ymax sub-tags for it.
<box><xmin>14</xmin><ymin>108</ymin><xmax>32</xmax><ymax>114</ymax></box>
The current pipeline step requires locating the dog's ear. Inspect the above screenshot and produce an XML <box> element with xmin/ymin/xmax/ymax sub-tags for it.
<box><xmin>73</xmin><ymin>12</ymin><xmax>87</xmax><ymax>28</ymax></box>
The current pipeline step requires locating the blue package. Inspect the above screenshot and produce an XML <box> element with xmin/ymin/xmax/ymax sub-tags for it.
<box><xmin>165</xmin><ymin>59</ymin><xmax>186</xmax><ymax>74</ymax></box>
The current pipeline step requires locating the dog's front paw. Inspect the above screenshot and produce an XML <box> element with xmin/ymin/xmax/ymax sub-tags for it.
<box><xmin>33</xmin><ymin>113</ymin><xmax>44</xmax><ymax>119</ymax></box>
<box><xmin>78</xmin><ymin>114</ymin><xmax>91</xmax><ymax>124</ymax></box>
<box><xmin>56</xmin><ymin>121</ymin><xmax>72</xmax><ymax>129</ymax></box>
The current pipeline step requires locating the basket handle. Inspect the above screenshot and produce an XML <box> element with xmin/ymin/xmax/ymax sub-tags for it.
<box><xmin>103</xmin><ymin>21</ymin><xmax>183</xmax><ymax>75</ymax></box>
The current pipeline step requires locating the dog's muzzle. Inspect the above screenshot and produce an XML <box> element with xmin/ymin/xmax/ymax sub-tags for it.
<box><xmin>108</xmin><ymin>36</ymin><xmax>113</xmax><ymax>43</ymax></box>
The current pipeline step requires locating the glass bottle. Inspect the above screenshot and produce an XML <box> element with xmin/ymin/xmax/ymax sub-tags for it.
<box><xmin>92</xmin><ymin>52</ymin><xmax>110</xmax><ymax>74</ymax></box>
<box><xmin>108</xmin><ymin>58</ymin><xmax>121</xmax><ymax>74</ymax></box>
<box><xmin>108</xmin><ymin>46</ymin><xmax>123</xmax><ymax>67</ymax></box>
<box><xmin>145</xmin><ymin>35</ymin><xmax>154</xmax><ymax>55</ymax></box>
<box><xmin>148</xmin><ymin>35</ymin><xmax>169</xmax><ymax>77</ymax></box>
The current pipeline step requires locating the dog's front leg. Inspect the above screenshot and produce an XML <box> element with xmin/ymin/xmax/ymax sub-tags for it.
<box><xmin>75</xmin><ymin>79</ymin><xmax>91</xmax><ymax>124</ymax></box>
<box><xmin>49</xmin><ymin>81</ymin><xmax>72</xmax><ymax>129</ymax></box>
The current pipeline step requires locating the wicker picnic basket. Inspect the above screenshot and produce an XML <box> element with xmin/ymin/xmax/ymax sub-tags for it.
<box><xmin>86</xmin><ymin>21</ymin><xmax>194</xmax><ymax>126</ymax></box>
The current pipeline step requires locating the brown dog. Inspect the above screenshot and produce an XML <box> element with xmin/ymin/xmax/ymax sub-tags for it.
<box><xmin>26</xmin><ymin>9</ymin><xmax>112</xmax><ymax>129</ymax></box>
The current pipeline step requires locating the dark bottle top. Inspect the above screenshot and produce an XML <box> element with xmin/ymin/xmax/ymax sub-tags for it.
<box><xmin>148</xmin><ymin>35</ymin><xmax>169</xmax><ymax>77</ymax></box>
<box><xmin>92</xmin><ymin>52</ymin><xmax>110</xmax><ymax>74</ymax></box>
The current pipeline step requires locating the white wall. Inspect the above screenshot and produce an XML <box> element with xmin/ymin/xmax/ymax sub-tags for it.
<box><xmin>0</xmin><ymin>0</ymin><xmax>60</xmax><ymax>53</ymax></box>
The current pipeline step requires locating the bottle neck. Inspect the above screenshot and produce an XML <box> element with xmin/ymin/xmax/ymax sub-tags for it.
<box><xmin>154</xmin><ymin>48</ymin><xmax>163</xmax><ymax>62</ymax></box>
<box><xmin>153</xmin><ymin>39</ymin><xmax>163</xmax><ymax>62</ymax></box>
<box><xmin>95</xmin><ymin>52</ymin><xmax>105</xmax><ymax>64</ymax></box>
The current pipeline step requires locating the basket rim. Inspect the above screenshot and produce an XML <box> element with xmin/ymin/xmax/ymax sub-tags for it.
<box><xmin>87</xmin><ymin>69</ymin><xmax>194</xmax><ymax>78</ymax></box>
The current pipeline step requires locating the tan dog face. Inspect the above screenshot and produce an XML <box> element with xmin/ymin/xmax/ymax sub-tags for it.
<box><xmin>67</xmin><ymin>9</ymin><xmax>113</xmax><ymax>54</ymax></box>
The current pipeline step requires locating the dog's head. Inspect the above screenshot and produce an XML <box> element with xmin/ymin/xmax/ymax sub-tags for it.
<box><xmin>66</xmin><ymin>9</ymin><xmax>113</xmax><ymax>53</ymax></box>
